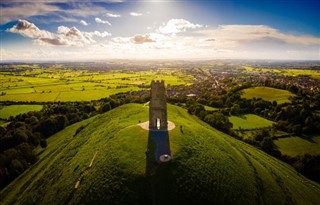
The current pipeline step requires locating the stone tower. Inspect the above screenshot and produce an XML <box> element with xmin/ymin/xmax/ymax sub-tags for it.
<box><xmin>149</xmin><ymin>80</ymin><xmax>168</xmax><ymax>130</ymax></box>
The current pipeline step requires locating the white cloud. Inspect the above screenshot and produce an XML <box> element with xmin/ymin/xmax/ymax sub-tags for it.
<box><xmin>111</xmin><ymin>37</ymin><xmax>131</xmax><ymax>44</ymax></box>
<box><xmin>159</xmin><ymin>19</ymin><xmax>203</xmax><ymax>34</ymax></box>
<box><xmin>130</xmin><ymin>12</ymin><xmax>143</xmax><ymax>17</ymax></box>
<box><xmin>39</xmin><ymin>26</ymin><xmax>95</xmax><ymax>46</ymax></box>
<box><xmin>95</xmin><ymin>17</ymin><xmax>111</xmax><ymax>26</ymax></box>
<box><xmin>7</xmin><ymin>19</ymin><xmax>53</xmax><ymax>38</ymax></box>
<box><xmin>36</xmin><ymin>29</ymin><xmax>112</xmax><ymax>46</ymax></box>
<box><xmin>57</xmin><ymin>25</ymin><xmax>70</xmax><ymax>34</ymax></box>
<box><xmin>80</xmin><ymin>20</ymin><xmax>88</xmax><ymax>26</ymax></box>
<box><xmin>7</xmin><ymin>19</ymin><xmax>112</xmax><ymax>47</ymax></box>
<box><xmin>86</xmin><ymin>31</ymin><xmax>112</xmax><ymax>38</ymax></box>
<box><xmin>105</xmin><ymin>12</ymin><xmax>121</xmax><ymax>18</ymax></box>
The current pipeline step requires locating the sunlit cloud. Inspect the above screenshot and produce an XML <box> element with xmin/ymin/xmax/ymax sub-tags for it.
<box><xmin>95</xmin><ymin>18</ymin><xmax>112</xmax><ymax>26</ymax></box>
<box><xmin>38</xmin><ymin>26</ymin><xmax>95</xmax><ymax>46</ymax></box>
<box><xmin>111</xmin><ymin>36</ymin><xmax>131</xmax><ymax>44</ymax></box>
<box><xmin>86</xmin><ymin>31</ymin><xmax>112</xmax><ymax>38</ymax></box>
<box><xmin>130</xmin><ymin>12</ymin><xmax>143</xmax><ymax>17</ymax></box>
<box><xmin>7</xmin><ymin>19</ymin><xmax>111</xmax><ymax>47</ymax></box>
<box><xmin>105</xmin><ymin>12</ymin><xmax>121</xmax><ymax>18</ymax></box>
<box><xmin>80</xmin><ymin>20</ymin><xmax>89</xmax><ymax>26</ymax></box>
<box><xmin>159</xmin><ymin>19</ymin><xmax>203</xmax><ymax>34</ymax></box>
<box><xmin>7</xmin><ymin>19</ymin><xmax>53</xmax><ymax>38</ymax></box>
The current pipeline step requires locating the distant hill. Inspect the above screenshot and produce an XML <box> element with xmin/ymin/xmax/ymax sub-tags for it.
<box><xmin>1</xmin><ymin>104</ymin><xmax>319</xmax><ymax>205</ymax></box>
<box><xmin>241</xmin><ymin>86</ymin><xmax>296</xmax><ymax>104</ymax></box>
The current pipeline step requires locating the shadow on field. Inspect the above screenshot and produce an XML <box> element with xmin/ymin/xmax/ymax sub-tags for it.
<box><xmin>145</xmin><ymin>130</ymin><xmax>176</xmax><ymax>205</ymax></box>
<box><xmin>299</xmin><ymin>135</ymin><xmax>317</xmax><ymax>143</ymax></box>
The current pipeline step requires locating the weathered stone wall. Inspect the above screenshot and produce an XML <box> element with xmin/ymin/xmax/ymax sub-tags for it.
<box><xmin>149</xmin><ymin>80</ymin><xmax>168</xmax><ymax>129</ymax></box>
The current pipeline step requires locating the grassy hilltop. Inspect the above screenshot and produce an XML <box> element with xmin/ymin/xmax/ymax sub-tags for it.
<box><xmin>1</xmin><ymin>104</ymin><xmax>320</xmax><ymax>205</ymax></box>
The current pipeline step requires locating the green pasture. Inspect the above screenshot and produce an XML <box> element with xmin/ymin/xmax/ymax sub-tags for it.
<box><xmin>2</xmin><ymin>104</ymin><xmax>320</xmax><ymax>205</ymax></box>
<box><xmin>229</xmin><ymin>114</ymin><xmax>274</xmax><ymax>130</ymax></box>
<box><xmin>0</xmin><ymin>104</ymin><xmax>43</xmax><ymax>119</ymax></box>
<box><xmin>0</xmin><ymin>93</ymin><xmax>60</xmax><ymax>102</ymax></box>
<box><xmin>241</xmin><ymin>86</ymin><xmax>296</xmax><ymax>104</ymax></box>
<box><xmin>3</xmin><ymin>88</ymin><xmax>35</xmax><ymax>95</ymax></box>
<box><xmin>0</xmin><ymin>69</ymin><xmax>193</xmax><ymax>102</ymax></box>
<box><xmin>243</xmin><ymin>66</ymin><xmax>320</xmax><ymax>79</ymax></box>
<box><xmin>274</xmin><ymin>136</ymin><xmax>320</xmax><ymax>157</ymax></box>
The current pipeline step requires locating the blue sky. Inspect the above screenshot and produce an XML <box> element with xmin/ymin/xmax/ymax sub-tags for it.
<box><xmin>1</xmin><ymin>0</ymin><xmax>319</xmax><ymax>61</ymax></box>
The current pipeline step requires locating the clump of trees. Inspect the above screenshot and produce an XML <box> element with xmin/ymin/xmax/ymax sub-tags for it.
<box><xmin>185</xmin><ymin>100</ymin><xmax>233</xmax><ymax>134</ymax></box>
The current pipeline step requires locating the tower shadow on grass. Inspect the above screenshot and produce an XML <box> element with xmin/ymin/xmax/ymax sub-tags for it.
<box><xmin>145</xmin><ymin>130</ymin><xmax>176</xmax><ymax>205</ymax></box>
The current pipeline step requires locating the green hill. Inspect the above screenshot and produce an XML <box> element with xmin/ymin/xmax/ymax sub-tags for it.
<box><xmin>1</xmin><ymin>104</ymin><xmax>320</xmax><ymax>205</ymax></box>
<box><xmin>241</xmin><ymin>86</ymin><xmax>296</xmax><ymax>104</ymax></box>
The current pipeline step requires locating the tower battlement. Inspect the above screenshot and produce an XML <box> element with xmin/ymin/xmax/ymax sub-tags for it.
<box><xmin>150</xmin><ymin>80</ymin><xmax>165</xmax><ymax>88</ymax></box>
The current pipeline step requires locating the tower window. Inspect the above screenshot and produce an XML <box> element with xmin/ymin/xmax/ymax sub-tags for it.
<box><xmin>156</xmin><ymin>118</ymin><xmax>161</xmax><ymax>130</ymax></box>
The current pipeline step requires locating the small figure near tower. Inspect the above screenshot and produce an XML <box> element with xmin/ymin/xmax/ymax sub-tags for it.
<box><xmin>149</xmin><ymin>80</ymin><xmax>168</xmax><ymax>130</ymax></box>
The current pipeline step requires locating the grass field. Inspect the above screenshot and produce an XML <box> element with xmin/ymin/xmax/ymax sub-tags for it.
<box><xmin>243</xmin><ymin>66</ymin><xmax>320</xmax><ymax>79</ymax></box>
<box><xmin>241</xmin><ymin>86</ymin><xmax>296</xmax><ymax>104</ymax></box>
<box><xmin>229</xmin><ymin>114</ymin><xmax>274</xmax><ymax>130</ymax></box>
<box><xmin>1</xmin><ymin>104</ymin><xmax>320</xmax><ymax>205</ymax></box>
<box><xmin>0</xmin><ymin>104</ymin><xmax>43</xmax><ymax>119</ymax></box>
<box><xmin>274</xmin><ymin>136</ymin><xmax>320</xmax><ymax>157</ymax></box>
<box><xmin>0</xmin><ymin>68</ymin><xmax>193</xmax><ymax>102</ymax></box>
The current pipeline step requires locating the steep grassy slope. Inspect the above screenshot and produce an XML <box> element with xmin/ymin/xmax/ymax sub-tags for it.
<box><xmin>1</xmin><ymin>104</ymin><xmax>320</xmax><ymax>205</ymax></box>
